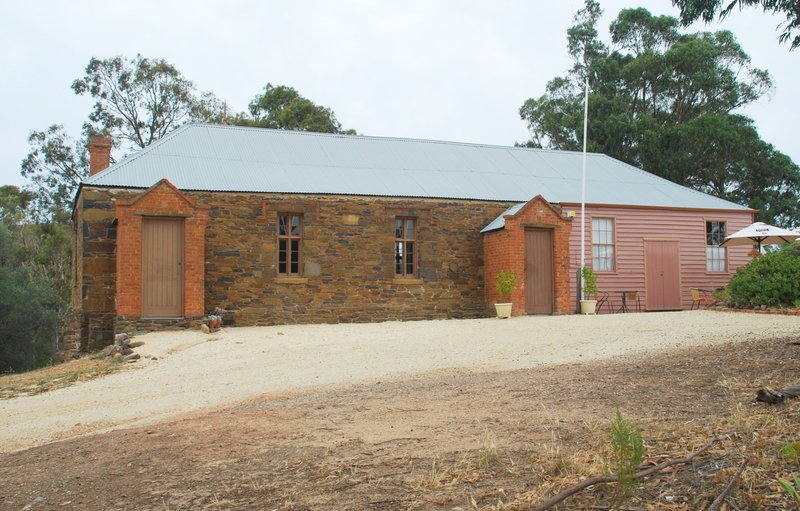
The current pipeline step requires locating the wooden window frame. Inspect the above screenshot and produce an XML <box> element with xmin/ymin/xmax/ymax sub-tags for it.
<box><xmin>394</xmin><ymin>217</ymin><xmax>417</xmax><ymax>278</ymax></box>
<box><xmin>278</xmin><ymin>213</ymin><xmax>303</xmax><ymax>277</ymax></box>
<box><xmin>705</xmin><ymin>218</ymin><xmax>728</xmax><ymax>273</ymax></box>
<box><xmin>590</xmin><ymin>216</ymin><xmax>616</xmax><ymax>272</ymax></box>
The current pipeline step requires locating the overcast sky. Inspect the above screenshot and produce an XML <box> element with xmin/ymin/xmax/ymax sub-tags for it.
<box><xmin>1</xmin><ymin>0</ymin><xmax>797</xmax><ymax>188</ymax></box>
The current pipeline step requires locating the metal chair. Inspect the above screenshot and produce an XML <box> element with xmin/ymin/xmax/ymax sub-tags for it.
<box><xmin>690</xmin><ymin>288</ymin><xmax>715</xmax><ymax>310</ymax></box>
<box><xmin>594</xmin><ymin>291</ymin><xmax>613</xmax><ymax>314</ymax></box>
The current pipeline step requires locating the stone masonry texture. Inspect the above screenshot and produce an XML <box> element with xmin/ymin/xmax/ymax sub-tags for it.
<box><xmin>71</xmin><ymin>185</ymin><xmax>530</xmax><ymax>354</ymax></box>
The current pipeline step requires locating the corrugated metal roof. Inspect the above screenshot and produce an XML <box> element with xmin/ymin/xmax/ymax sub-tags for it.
<box><xmin>84</xmin><ymin>124</ymin><xmax>750</xmax><ymax>211</ymax></box>
<box><xmin>480</xmin><ymin>203</ymin><xmax>526</xmax><ymax>233</ymax></box>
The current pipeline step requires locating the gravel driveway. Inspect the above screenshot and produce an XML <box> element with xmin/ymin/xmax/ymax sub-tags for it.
<box><xmin>3</xmin><ymin>310</ymin><xmax>799</xmax><ymax>453</ymax></box>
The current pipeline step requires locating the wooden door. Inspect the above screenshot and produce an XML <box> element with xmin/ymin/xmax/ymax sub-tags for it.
<box><xmin>525</xmin><ymin>229</ymin><xmax>554</xmax><ymax>314</ymax></box>
<box><xmin>142</xmin><ymin>218</ymin><xmax>184</xmax><ymax>318</ymax></box>
<box><xmin>644</xmin><ymin>240</ymin><xmax>682</xmax><ymax>310</ymax></box>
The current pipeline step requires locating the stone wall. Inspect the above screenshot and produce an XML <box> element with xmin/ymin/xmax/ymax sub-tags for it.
<box><xmin>70</xmin><ymin>186</ymin><xmax>516</xmax><ymax>353</ymax></box>
<box><xmin>71</xmin><ymin>188</ymin><xmax>119</xmax><ymax>352</ymax></box>
<box><xmin>198</xmin><ymin>192</ymin><xmax>514</xmax><ymax>325</ymax></box>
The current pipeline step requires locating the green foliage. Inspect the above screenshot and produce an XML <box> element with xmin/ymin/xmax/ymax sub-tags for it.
<box><xmin>20</xmin><ymin>126</ymin><xmax>88</xmax><ymax>221</ymax></box>
<box><xmin>228</xmin><ymin>83</ymin><xmax>355</xmax><ymax>134</ymax></box>
<box><xmin>608</xmin><ymin>407</ymin><xmax>644</xmax><ymax>503</ymax></box>
<box><xmin>567</xmin><ymin>0</ymin><xmax>607</xmax><ymax>69</ymax></box>
<box><xmin>727</xmin><ymin>244</ymin><xmax>800</xmax><ymax>307</ymax></box>
<box><xmin>0</xmin><ymin>186</ymin><xmax>33</xmax><ymax>226</ymax></box>
<box><xmin>72</xmin><ymin>54</ymin><xmax>197</xmax><ymax>149</ymax></box>
<box><xmin>582</xmin><ymin>267</ymin><xmax>599</xmax><ymax>296</ymax></box>
<box><xmin>496</xmin><ymin>270</ymin><xmax>517</xmax><ymax>302</ymax></box>
<box><xmin>27</xmin><ymin>56</ymin><xmax>357</xmax><ymax>221</ymax></box>
<box><xmin>672</xmin><ymin>0</ymin><xmax>800</xmax><ymax>50</ymax></box>
<box><xmin>778</xmin><ymin>473</ymin><xmax>800</xmax><ymax>505</ymax></box>
<box><xmin>519</xmin><ymin>1</ymin><xmax>800</xmax><ymax>226</ymax></box>
<box><xmin>782</xmin><ymin>442</ymin><xmax>800</xmax><ymax>464</ymax></box>
<box><xmin>0</xmin><ymin>223</ymin><xmax>64</xmax><ymax>373</ymax></box>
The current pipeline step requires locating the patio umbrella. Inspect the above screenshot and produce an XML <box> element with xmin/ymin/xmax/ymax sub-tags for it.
<box><xmin>720</xmin><ymin>222</ymin><xmax>800</xmax><ymax>252</ymax></box>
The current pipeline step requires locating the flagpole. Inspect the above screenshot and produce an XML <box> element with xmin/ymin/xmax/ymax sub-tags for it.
<box><xmin>580</xmin><ymin>74</ymin><xmax>589</xmax><ymax>301</ymax></box>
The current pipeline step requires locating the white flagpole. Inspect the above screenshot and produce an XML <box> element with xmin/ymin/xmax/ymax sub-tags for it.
<box><xmin>580</xmin><ymin>74</ymin><xmax>589</xmax><ymax>302</ymax></box>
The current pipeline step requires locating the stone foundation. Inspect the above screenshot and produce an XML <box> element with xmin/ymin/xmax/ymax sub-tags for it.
<box><xmin>116</xmin><ymin>317</ymin><xmax>206</xmax><ymax>334</ymax></box>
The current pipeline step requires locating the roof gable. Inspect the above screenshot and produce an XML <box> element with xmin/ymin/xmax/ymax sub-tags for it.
<box><xmin>84</xmin><ymin>124</ymin><xmax>751</xmax><ymax>211</ymax></box>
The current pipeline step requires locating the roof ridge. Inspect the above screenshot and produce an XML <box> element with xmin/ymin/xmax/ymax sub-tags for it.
<box><xmin>189</xmin><ymin>123</ymin><xmax>599</xmax><ymax>156</ymax></box>
<box><xmin>79</xmin><ymin>124</ymin><xmax>752</xmax><ymax>212</ymax></box>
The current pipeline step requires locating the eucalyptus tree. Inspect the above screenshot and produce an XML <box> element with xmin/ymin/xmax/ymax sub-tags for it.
<box><xmin>672</xmin><ymin>0</ymin><xmax>800</xmax><ymax>49</ymax></box>
<box><xmin>71</xmin><ymin>54</ymin><xmax>198</xmax><ymax>149</ymax></box>
<box><xmin>518</xmin><ymin>1</ymin><xmax>800</xmax><ymax>226</ymax></box>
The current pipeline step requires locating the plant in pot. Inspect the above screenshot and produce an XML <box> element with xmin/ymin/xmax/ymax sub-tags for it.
<box><xmin>580</xmin><ymin>267</ymin><xmax>599</xmax><ymax>315</ymax></box>
<box><xmin>495</xmin><ymin>270</ymin><xmax>517</xmax><ymax>319</ymax></box>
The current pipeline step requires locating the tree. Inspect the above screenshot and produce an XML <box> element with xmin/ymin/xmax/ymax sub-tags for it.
<box><xmin>229</xmin><ymin>83</ymin><xmax>356</xmax><ymax>134</ymax></box>
<box><xmin>0</xmin><ymin>186</ymin><xmax>33</xmax><ymax>227</ymax></box>
<box><xmin>190</xmin><ymin>91</ymin><xmax>229</xmax><ymax>124</ymax></box>
<box><xmin>28</xmin><ymin>58</ymin><xmax>355</xmax><ymax>223</ymax></box>
<box><xmin>672</xmin><ymin>0</ymin><xmax>800</xmax><ymax>49</ymax></box>
<box><xmin>72</xmin><ymin>54</ymin><xmax>198</xmax><ymax>149</ymax></box>
<box><xmin>20</xmin><ymin>125</ymin><xmax>88</xmax><ymax>221</ymax></box>
<box><xmin>0</xmin><ymin>223</ymin><xmax>62</xmax><ymax>373</ymax></box>
<box><xmin>519</xmin><ymin>1</ymin><xmax>800</xmax><ymax>226</ymax></box>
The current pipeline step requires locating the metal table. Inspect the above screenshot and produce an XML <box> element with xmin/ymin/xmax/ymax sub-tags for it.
<box><xmin>616</xmin><ymin>290</ymin><xmax>635</xmax><ymax>313</ymax></box>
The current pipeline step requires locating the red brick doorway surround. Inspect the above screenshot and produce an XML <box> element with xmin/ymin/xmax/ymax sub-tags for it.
<box><xmin>115</xmin><ymin>179</ymin><xmax>210</xmax><ymax>322</ymax></box>
<box><xmin>483</xmin><ymin>196</ymin><xmax>573</xmax><ymax>315</ymax></box>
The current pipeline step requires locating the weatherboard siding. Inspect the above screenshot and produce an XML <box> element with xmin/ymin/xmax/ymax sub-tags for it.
<box><xmin>566</xmin><ymin>205</ymin><xmax>754</xmax><ymax>312</ymax></box>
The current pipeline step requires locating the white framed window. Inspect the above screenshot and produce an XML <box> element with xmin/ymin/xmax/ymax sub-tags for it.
<box><xmin>592</xmin><ymin>217</ymin><xmax>615</xmax><ymax>271</ymax></box>
<box><xmin>706</xmin><ymin>220</ymin><xmax>726</xmax><ymax>272</ymax></box>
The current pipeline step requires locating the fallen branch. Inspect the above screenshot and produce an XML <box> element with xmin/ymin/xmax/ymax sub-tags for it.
<box><xmin>531</xmin><ymin>432</ymin><xmax>736</xmax><ymax>511</ymax></box>
<box><xmin>707</xmin><ymin>458</ymin><xmax>748</xmax><ymax>511</ymax></box>
<box><xmin>756</xmin><ymin>383</ymin><xmax>800</xmax><ymax>403</ymax></box>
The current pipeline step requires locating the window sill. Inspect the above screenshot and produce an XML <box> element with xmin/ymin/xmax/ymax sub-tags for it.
<box><xmin>392</xmin><ymin>278</ymin><xmax>423</xmax><ymax>285</ymax></box>
<box><xmin>275</xmin><ymin>277</ymin><xmax>308</xmax><ymax>284</ymax></box>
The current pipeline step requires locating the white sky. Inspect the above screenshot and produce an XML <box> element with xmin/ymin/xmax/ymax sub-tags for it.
<box><xmin>1</xmin><ymin>0</ymin><xmax>797</xmax><ymax>188</ymax></box>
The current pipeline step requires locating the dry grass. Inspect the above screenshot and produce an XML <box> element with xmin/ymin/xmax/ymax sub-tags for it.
<box><xmin>0</xmin><ymin>357</ymin><xmax>125</xmax><ymax>399</ymax></box>
<box><xmin>506</xmin><ymin>376</ymin><xmax>800</xmax><ymax>509</ymax></box>
<box><xmin>4</xmin><ymin>333</ymin><xmax>800</xmax><ymax>510</ymax></box>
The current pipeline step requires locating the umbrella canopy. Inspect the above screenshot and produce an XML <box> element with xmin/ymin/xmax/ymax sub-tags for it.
<box><xmin>720</xmin><ymin>222</ymin><xmax>800</xmax><ymax>251</ymax></box>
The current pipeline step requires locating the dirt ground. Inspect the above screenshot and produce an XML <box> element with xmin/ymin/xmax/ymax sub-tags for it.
<box><xmin>3</xmin><ymin>325</ymin><xmax>800</xmax><ymax>510</ymax></box>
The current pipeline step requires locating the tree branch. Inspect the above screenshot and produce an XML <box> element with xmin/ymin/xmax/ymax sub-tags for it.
<box><xmin>531</xmin><ymin>432</ymin><xmax>736</xmax><ymax>511</ymax></box>
<box><xmin>707</xmin><ymin>458</ymin><xmax>748</xmax><ymax>511</ymax></box>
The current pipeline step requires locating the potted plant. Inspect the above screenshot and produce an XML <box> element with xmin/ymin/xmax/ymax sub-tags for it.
<box><xmin>495</xmin><ymin>270</ymin><xmax>517</xmax><ymax>319</ymax></box>
<box><xmin>580</xmin><ymin>267</ymin><xmax>599</xmax><ymax>315</ymax></box>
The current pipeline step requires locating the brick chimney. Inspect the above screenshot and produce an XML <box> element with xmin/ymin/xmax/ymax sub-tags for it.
<box><xmin>88</xmin><ymin>137</ymin><xmax>113</xmax><ymax>176</ymax></box>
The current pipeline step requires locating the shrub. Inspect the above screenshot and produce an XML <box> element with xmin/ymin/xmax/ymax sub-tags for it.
<box><xmin>727</xmin><ymin>243</ymin><xmax>800</xmax><ymax>308</ymax></box>
<box><xmin>496</xmin><ymin>270</ymin><xmax>517</xmax><ymax>303</ymax></box>
<box><xmin>582</xmin><ymin>267</ymin><xmax>599</xmax><ymax>296</ymax></box>
<box><xmin>608</xmin><ymin>407</ymin><xmax>643</xmax><ymax>503</ymax></box>
<box><xmin>0</xmin><ymin>224</ymin><xmax>63</xmax><ymax>373</ymax></box>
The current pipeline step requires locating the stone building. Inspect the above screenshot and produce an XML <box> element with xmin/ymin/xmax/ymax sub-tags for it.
<box><xmin>67</xmin><ymin>124</ymin><xmax>754</xmax><ymax>354</ymax></box>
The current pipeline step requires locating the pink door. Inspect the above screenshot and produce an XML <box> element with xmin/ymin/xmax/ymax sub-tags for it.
<box><xmin>644</xmin><ymin>240</ymin><xmax>681</xmax><ymax>310</ymax></box>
